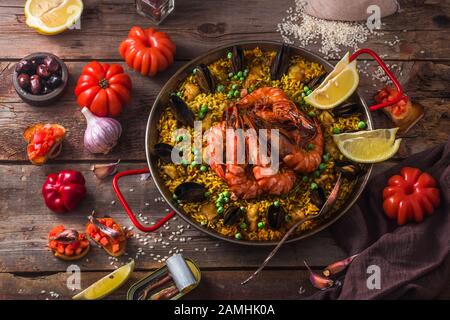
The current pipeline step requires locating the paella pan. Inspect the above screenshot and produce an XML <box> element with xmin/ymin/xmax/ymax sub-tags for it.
<box><xmin>139</xmin><ymin>41</ymin><xmax>374</xmax><ymax>245</ymax></box>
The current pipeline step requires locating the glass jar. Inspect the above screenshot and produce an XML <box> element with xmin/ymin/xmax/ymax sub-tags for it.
<box><xmin>135</xmin><ymin>0</ymin><xmax>175</xmax><ymax>24</ymax></box>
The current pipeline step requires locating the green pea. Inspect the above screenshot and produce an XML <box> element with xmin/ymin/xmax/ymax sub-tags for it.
<box><xmin>301</xmin><ymin>92</ymin><xmax>306</xmax><ymax>97</ymax></box>
<box><xmin>243</xmin><ymin>68</ymin><xmax>249</xmax><ymax>75</ymax></box>
<box><xmin>232</xmin><ymin>75</ymin><xmax>238</xmax><ymax>80</ymax></box>
<box><xmin>274</xmin><ymin>200</ymin><xmax>280</xmax><ymax>207</ymax></box>
<box><xmin>181</xmin><ymin>159</ymin><xmax>189</xmax><ymax>166</ymax></box>
<box><xmin>319</xmin><ymin>163</ymin><xmax>327</xmax><ymax>171</ymax></box>
<box><xmin>248</xmin><ymin>88</ymin><xmax>253</xmax><ymax>93</ymax></box>
<box><xmin>240</xmin><ymin>222</ymin><xmax>247</xmax><ymax>229</ymax></box>
<box><xmin>302</xmin><ymin>176</ymin><xmax>309</xmax><ymax>183</ymax></box>
<box><xmin>176</xmin><ymin>135</ymin><xmax>184</xmax><ymax>142</ymax></box>
<box><xmin>307</xmin><ymin>90</ymin><xmax>313</xmax><ymax>96</ymax></box>
<box><xmin>201</xmin><ymin>105</ymin><xmax>209</xmax><ymax>113</ymax></box>
<box><xmin>228</xmin><ymin>72</ymin><xmax>234</xmax><ymax>78</ymax></box>
<box><xmin>234</xmin><ymin>90</ymin><xmax>240</xmax><ymax>97</ymax></box>
<box><xmin>231</xmin><ymin>84</ymin><xmax>238</xmax><ymax>90</ymax></box>
<box><xmin>223</xmin><ymin>191</ymin><xmax>230</xmax><ymax>197</ymax></box>
<box><xmin>223</xmin><ymin>196</ymin><xmax>229</xmax><ymax>203</ymax></box>
<box><xmin>239</xmin><ymin>76</ymin><xmax>245</xmax><ymax>81</ymax></box>
<box><xmin>204</xmin><ymin>192</ymin><xmax>210</xmax><ymax>198</ymax></box>
<box><xmin>190</xmin><ymin>160</ymin><xmax>198</xmax><ymax>168</ymax></box>
<box><xmin>192</xmin><ymin>68</ymin><xmax>197</xmax><ymax>75</ymax></box>
<box><xmin>176</xmin><ymin>91</ymin><xmax>182</xmax><ymax>97</ymax></box>
<box><xmin>235</xmin><ymin>232</ymin><xmax>242</xmax><ymax>240</ymax></box>
<box><xmin>239</xmin><ymin>206</ymin><xmax>245</xmax><ymax>212</ymax></box>
<box><xmin>322</xmin><ymin>153</ymin><xmax>330</xmax><ymax>162</ymax></box>
<box><xmin>308</xmin><ymin>111</ymin><xmax>315</xmax><ymax>117</ymax></box>
<box><xmin>198</xmin><ymin>112</ymin><xmax>205</xmax><ymax>120</ymax></box>
<box><xmin>307</xmin><ymin>143</ymin><xmax>315</xmax><ymax>150</ymax></box>
<box><xmin>358</xmin><ymin>121</ymin><xmax>367</xmax><ymax>129</ymax></box>
<box><xmin>172</xmin><ymin>194</ymin><xmax>178</xmax><ymax>200</ymax></box>
<box><xmin>310</xmin><ymin>182</ymin><xmax>318</xmax><ymax>190</ymax></box>
<box><xmin>227</xmin><ymin>51</ymin><xmax>232</xmax><ymax>59</ymax></box>
<box><xmin>217</xmin><ymin>206</ymin><xmax>224</xmax><ymax>214</ymax></box>
<box><xmin>303</xmin><ymin>86</ymin><xmax>310</xmax><ymax>92</ymax></box>
<box><xmin>200</xmin><ymin>165</ymin><xmax>207</xmax><ymax>172</ymax></box>
<box><xmin>216</xmin><ymin>201</ymin><xmax>222</xmax><ymax>208</ymax></box>
<box><xmin>217</xmin><ymin>84</ymin><xmax>225</xmax><ymax>92</ymax></box>
<box><xmin>237</xmin><ymin>71</ymin><xmax>243</xmax><ymax>77</ymax></box>
<box><xmin>257</xmin><ymin>221</ymin><xmax>265</xmax><ymax>229</ymax></box>
<box><xmin>227</xmin><ymin>92</ymin><xmax>233</xmax><ymax>99</ymax></box>
<box><xmin>332</xmin><ymin>127</ymin><xmax>340</xmax><ymax>134</ymax></box>
<box><xmin>314</xmin><ymin>170</ymin><xmax>321</xmax><ymax>177</ymax></box>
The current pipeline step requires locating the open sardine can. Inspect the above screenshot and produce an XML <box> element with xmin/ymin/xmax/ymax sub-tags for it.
<box><xmin>127</xmin><ymin>254</ymin><xmax>201</xmax><ymax>300</ymax></box>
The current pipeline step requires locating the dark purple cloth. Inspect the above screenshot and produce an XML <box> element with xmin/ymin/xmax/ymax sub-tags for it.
<box><xmin>310</xmin><ymin>138</ymin><xmax>450</xmax><ymax>300</ymax></box>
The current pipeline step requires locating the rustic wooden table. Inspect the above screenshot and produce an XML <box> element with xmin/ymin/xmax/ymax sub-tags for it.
<box><xmin>0</xmin><ymin>0</ymin><xmax>449</xmax><ymax>300</ymax></box>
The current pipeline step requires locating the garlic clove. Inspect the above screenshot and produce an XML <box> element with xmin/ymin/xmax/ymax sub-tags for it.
<box><xmin>91</xmin><ymin>159</ymin><xmax>120</xmax><ymax>179</ymax></box>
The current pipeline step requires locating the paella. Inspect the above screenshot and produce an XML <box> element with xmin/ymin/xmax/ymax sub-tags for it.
<box><xmin>154</xmin><ymin>46</ymin><xmax>367</xmax><ymax>242</ymax></box>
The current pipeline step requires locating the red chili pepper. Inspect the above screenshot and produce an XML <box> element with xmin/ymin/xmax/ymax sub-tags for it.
<box><xmin>42</xmin><ymin>170</ymin><xmax>87</xmax><ymax>213</ymax></box>
<box><xmin>382</xmin><ymin>167</ymin><xmax>440</xmax><ymax>225</ymax></box>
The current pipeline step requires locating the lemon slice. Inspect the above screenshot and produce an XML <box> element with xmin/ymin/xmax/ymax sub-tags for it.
<box><xmin>72</xmin><ymin>260</ymin><xmax>134</xmax><ymax>300</ymax></box>
<box><xmin>333</xmin><ymin>128</ymin><xmax>401</xmax><ymax>163</ymax></box>
<box><xmin>315</xmin><ymin>52</ymin><xmax>350</xmax><ymax>91</ymax></box>
<box><xmin>25</xmin><ymin>0</ymin><xmax>83</xmax><ymax>35</ymax></box>
<box><xmin>305</xmin><ymin>56</ymin><xmax>359</xmax><ymax>110</ymax></box>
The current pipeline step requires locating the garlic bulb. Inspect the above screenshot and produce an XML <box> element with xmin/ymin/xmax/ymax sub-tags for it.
<box><xmin>81</xmin><ymin>107</ymin><xmax>122</xmax><ymax>154</ymax></box>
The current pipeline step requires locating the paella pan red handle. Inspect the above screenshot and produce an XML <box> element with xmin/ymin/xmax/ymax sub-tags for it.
<box><xmin>112</xmin><ymin>168</ymin><xmax>176</xmax><ymax>232</ymax></box>
<box><xmin>349</xmin><ymin>48</ymin><xmax>408</xmax><ymax>111</ymax></box>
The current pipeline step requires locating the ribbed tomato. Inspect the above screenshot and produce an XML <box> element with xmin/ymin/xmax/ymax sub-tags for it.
<box><xmin>75</xmin><ymin>61</ymin><xmax>132</xmax><ymax>117</ymax></box>
<box><xmin>382</xmin><ymin>167</ymin><xmax>440</xmax><ymax>225</ymax></box>
<box><xmin>119</xmin><ymin>26</ymin><xmax>176</xmax><ymax>77</ymax></box>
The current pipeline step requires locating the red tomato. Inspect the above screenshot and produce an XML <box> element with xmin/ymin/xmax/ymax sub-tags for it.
<box><xmin>119</xmin><ymin>26</ymin><xmax>176</xmax><ymax>77</ymax></box>
<box><xmin>74</xmin><ymin>61</ymin><xmax>132</xmax><ymax>117</ymax></box>
<box><xmin>382</xmin><ymin>167</ymin><xmax>440</xmax><ymax>225</ymax></box>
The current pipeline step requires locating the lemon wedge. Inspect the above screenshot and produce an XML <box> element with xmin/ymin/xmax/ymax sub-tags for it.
<box><xmin>315</xmin><ymin>52</ymin><xmax>350</xmax><ymax>91</ymax></box>
<box><xmin>72</xmin><ymin>260</ymin><xmax>134</xmax><ymax>300</ymax></box>
<box><xmin>305</xmin><ymin>53</ymin><xmax>359</xmax><ymax>110</ymax></box>
<box><xmin>25</xmin><ymin>0</ymin><xmax>83</xmax><ymax>35</ymax></box>
<box><xmin>332</xmin><ymin>128</ymin><xmax>401</xmax><ymax>163</ymax></box>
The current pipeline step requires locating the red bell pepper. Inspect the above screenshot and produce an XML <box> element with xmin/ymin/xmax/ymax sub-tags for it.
<box><xmin>42</xmin><ymin>170</ymin><xmax>87</xmax><ymax>213</ymax></box>
<box><xmin>382</xmin><ymin>167</ymin><xmax>440</xmax><ymax>225</ymax></box>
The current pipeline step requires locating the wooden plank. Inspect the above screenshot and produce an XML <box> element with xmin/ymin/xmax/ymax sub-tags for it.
<box><xmin>0</xmin><ymin>1</ymin><xmax>449</xmax><ymax>60</ymax></box>
<box><xmin>0</xmin><ymin>60</ymin><xmax>448</xmax><ymax>161</ymax></box>
<box><xmin>0</xmin><ymin>162</ymin><xmax>348</xmax><ymax>273</ymax></box>
<box><xmin>1</xmin><ymin>268</ymin><xmax>450</xmax><ymax>300</ymax></box>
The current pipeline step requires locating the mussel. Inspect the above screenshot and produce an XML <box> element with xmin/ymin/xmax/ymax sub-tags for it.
<box><xmin>195</xmin><ymin>63</ymin><xmax>215</xmax><ymax>93</ymax></box>
<box><xmin>310</xmin><ymin>186</ymin><xmax>326</xmax><ymax>209</ymax></box>
<box><xmin>174</xmin><ymin>182</ymin><xmax>206</xmax><ymax>202</ymax></box>
<box><xmin>231</xmin><ymin>45</ymin><xmax>244</xmax><ymax>73</ymax></box>
<box><xmin>270</xmin><ymin>44</ymin><xmax>290</xmax><ymax>80</ymax></box>
<box><xmin>333</xmin><ymin>102</ymin><xmax>362</xmax><ymax>118</ymax></box>
<box><xmin>169</xmin><ymin>93</ymin><xmax>195</xmax><ymax>127</ymax></box>
<box><xmin>335</xmin><ymin>161</ymin><xmax>362</xmax><ymax>178</ymax></box>
<box><xmin>152</xmin><ymin>143</ymin><xmax>176</xmax><ymax>163</ymax></box>
<box><xmin>306</xmin><ymin>72</ymin><xmax>327</xmax><ymax>91</ymax></box>
<box><xmin>223</xmin><ymin>206</ymin><xmax>244</xmax><ymax>226</ymax></box>
<box><xmin>267</xmin><ymin>204</ymin><xmax>285</xmax><ymax>230</ymax></box>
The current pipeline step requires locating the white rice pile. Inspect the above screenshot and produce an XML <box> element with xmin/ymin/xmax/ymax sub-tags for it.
<box><xmin>277</xmin><ymin>0</ymin><xmax>376</xmax><ymax>59</ymax></box>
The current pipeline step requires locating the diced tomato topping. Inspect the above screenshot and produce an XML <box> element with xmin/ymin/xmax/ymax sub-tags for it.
<box><xmin>57</xmin><ymin>244</ymin><xmax>65</xmax><ymax>254</ymax></box>
<box><xmin>112</xmin><ymin>243</ymin><xmax>120</xmax><ymax>253</ymax></box>
<box><xmin>75</xmin><ymin>247</ymin><xmax>83</xmax><ymax>255</ymax></box>
<box><xmin>94</xmin><ymin>233</ymin><xmax>102</xmax><ymax>242</ymax></box>
<box><xmin>100</xmin><ymin>237</ymin><xmax>109</xmax><ymax>246</ymax></box>
<box><xmin>65</xmin><ymin>247</ymin><xmax>74</xmax><ymax>256</ymax></box>
<box><xmin>48</xmin><ymin>225</ymin><xmax>65</xmax><ymax>238</ymax></box>
<box><xmin>80</xmin><ymin>240</ymin><xmax>89</xmax><ymax>249</ymax></box>
<box><xmin>28</xmin><ymin>125</ymin><xmax>65</xmax><ymax>160</ymax></box>
<box><xmin>105</xmin><ymin>219</ymin><xmax>114</xmax><ymax>228</ymax></box>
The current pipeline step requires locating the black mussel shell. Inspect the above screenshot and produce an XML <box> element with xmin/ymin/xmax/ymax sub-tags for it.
<box><xmin>231</xmin><ymin>45</ymin><xmax>244</xmax><ymax>73</ymax></box>
<box><xmin>310</xmin><ymin>186</ymin><xmax>326</xmax><ymax>209</ymax></box>
<box><xmin>267</xmin><ymin>204</ymin><xmax>285</xmax><ymax>230</ymax></box>
<box><xmin>169</xmin><ymin>93</ymin><xmax>195</xmax><ymax>127</ymax></box>
<box><xmin>174</xmin><ymin>182</ymin><xmax>206</xmax><ymax>202</ymax></box>
<box><xmin>223</xmin><ymin>206</ymin><xmax>244</xmax><ymax>226</ymax></box>
<box><xmin>152</xmin><ymin>143</ymin><xmax>177</xmax><ymax>163</ymax></box>
<box><xmin>306</xmin><ymin>73</ymin><xmax>327</xmax><ymax>91</ymax></box>
<box><xmin>195</xmin><ymin>63</ymin><xmax>215</xmax><ymax>93</ymax></box>
<box><xmin>270</xmin><ymin>44</ymin><xmax>290</xmax><ymax>80</ymax></box>
<box><xmin>335</xmin><ymin>161</ymin><xmax>362</xmax><ymax>178</ymax></box>
<box><xmin>333</xmin><ymin>102</ymin><xmax>362</xmax><ymax>118</ymax></box>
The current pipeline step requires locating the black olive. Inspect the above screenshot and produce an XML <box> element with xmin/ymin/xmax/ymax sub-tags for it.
<box><xmin>44</xmin><ymin>56</ymin><xmax>60</xmax><ymax>73</ymax></box>
<box><xmin>17</xmin><ymin>73</ymin><xmax>30</xmax><ymax>90</ymax></box>
<box><xmin>15</xmin><ymin>59</ymin><xmax>33</xmax><ymax>73</ymax></box>
<box><xmin>36</xmin><ymin>64</ymin><xmax>51</xmax><ymax>79</ymax></box>
<box><xmin>47</xmin><ymin>74</ymin><xmax>62</xmax><ymax>89</ymax></box>
<box><xmin>30</xmin><ymin>75</ymin><xmax>42</xmax><ymax>95</ymax></box>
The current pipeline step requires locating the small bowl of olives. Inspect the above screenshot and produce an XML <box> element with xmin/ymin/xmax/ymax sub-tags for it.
<box><xmin>13</xmin><ymin>52</ymin><xmax>68</xmax><ymax>106</ymax></box>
